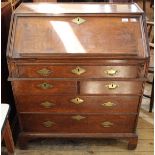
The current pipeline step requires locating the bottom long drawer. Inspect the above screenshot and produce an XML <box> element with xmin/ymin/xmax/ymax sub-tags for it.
<box><xmin>20</xmin><ymin>114</ymin><xmax>136</xmax><ymax>133</ymax></box>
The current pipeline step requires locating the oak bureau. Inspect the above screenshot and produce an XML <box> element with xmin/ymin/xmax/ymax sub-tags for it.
<box><xmin>7</xmin><ymin>3</ymin><xmax>149</xmax><ymax>149</ymax></box>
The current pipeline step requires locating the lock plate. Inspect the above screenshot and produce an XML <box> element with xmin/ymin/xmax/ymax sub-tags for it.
<box><xmin>72</xmin><ymin>17</ymin><xmax>86</xmax><ymax>25</ymax></box>
<box><xmin>101</xmin><ymin>102</ymin><xmax>116</xmax><ymax>107</ymax></box>
<box><xmin>38</xmin><ymin>82</ymin><xmax>53</xmax><ymax>89</ymax></box>
<box><xmin>70</xmin><ymin>97</ymin><xmax>84</xmax><ymax>105</ymax></box>
<box><xmin>41</xmin><ymin>101</ymin><xmax>55</xmax><ymax>108</ymax></box>
<box><xmin>104</xmin><ymin>69</ymin><xmax>118</xmax><ymax>76</ymax></box>
<box><xmin>71</xmin><ymin>115</ymin><xmax>86</xmax><ymax>121</ymax></box>
<box><xmin>43</xmin><ymin>121</ymin><xmax>55</xmax><ymax>128</ymax></box>
<box><xmin>71</xmin><ymin>66</ymin><xmax>86</xmax><ymax>75</ymax></box>
<box><xmin>37</xmin><ymin>68</ymin><xmax>51</xmax><ymax>76</ymax></box>
<box><xmin>101</xmin><ymin>121</ymin><xmax>114</xmax><ymax>128</ymax></box>
<box><xmin>105</xmin><ymin>83</ymin><xmax>119</xmax><ymax>89</ymax></box>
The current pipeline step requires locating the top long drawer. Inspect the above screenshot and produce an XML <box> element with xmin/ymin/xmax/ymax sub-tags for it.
<box><xmin>17</xmin><ymin>65</ymin><xmax>143</xmax><ymax>78</ymax></box>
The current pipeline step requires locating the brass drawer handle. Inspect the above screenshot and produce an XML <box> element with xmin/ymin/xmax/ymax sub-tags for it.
<box><xmin>101</xmin><ymin>121</ymin><xmax>114</xmax><ymax>128</ymax></box>
<box><xmin>37</xmin><ymin>68</ymin><xmax>51</xmax><ymax>76</ymax></box>
<box><xmin>105</xmin><ymin>83</ymin><xmax>119</xmax><ymax>89</ymax></box>
<box><xmin>38</xmin><ymin>82</ymin><xmax>53</xmax><ymax>89</ymax></box>
<box><xmin>41</xmin><ymin>101</ymin><xmax>55</xmax><ymax>108</ymax></box>
<box><xmin>104</xmin><ymin>69</ymin><xmax>118</xmax><ymax>76</ymax></box>
<box><xmin>43</xmin><ymin>121</ymin><xmax>55</xmax><ymax>128</ymax></box>
<box><xmin>71</xmin><ymin>66</ymin><xmax>86</xmax><ymax>75</ymax></box>
<box><xmin>70</xmin><ymin>97</ymin><xmax>84</xmax><ymax>105</ymax></box>
<box><xmin>71</xmin><ymin>115</ymin><xmax>86</xmax><ymax>121</ymax></box>
<box><xmin>72</xmin><ymin>17</ymin><xmax>86</xmax><ymax>25</ymax></box>
<box><xmin>101</xmin><ymin>102</ymin><xmax>116</xmax><ymax>107</ymax></box>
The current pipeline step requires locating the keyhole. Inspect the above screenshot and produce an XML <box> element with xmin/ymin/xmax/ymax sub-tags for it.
<box><xmin>77</xmin><ymin>18</ymin><xmax>80</xmax><ymax>22</ymax></box>
<box><xmin>77</xmin><ymin>68</ymin><xmax>80</xmax><ymax>72</ymax></box>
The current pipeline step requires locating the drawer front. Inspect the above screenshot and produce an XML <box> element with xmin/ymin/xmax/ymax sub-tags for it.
<box><xmin>20</xmin><ymin>114</ymin><xmax>136</xmax><ymax>133</ymax></box>
<box><xmin>16</xmin><ymin>95</ymin><xmax>139</xmax><ymax>113</ymax></box>
<box><xmin>17</xmin><ymin>65</ymin><xmax>141</xmax><ymax>78</ymax></box>
<box><xmin>12</xmin><ymin>80</ymin><xmax>77</xmax><ymax>95</ymax></box>
<box><xmin>80</xmin><ymin>81</ymin><xmax>143</xmax><ymax>95</ymax></box>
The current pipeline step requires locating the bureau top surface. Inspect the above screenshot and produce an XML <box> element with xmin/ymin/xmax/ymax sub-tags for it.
<box><xmin>14</xmin><ymin>3</ymin><xmax>143</xmax><ymax>14</ymax></box>
<box><xmin>7</xmin><ymin>3</ymin><xmax>149</xmax><ymax>59</ymax></box>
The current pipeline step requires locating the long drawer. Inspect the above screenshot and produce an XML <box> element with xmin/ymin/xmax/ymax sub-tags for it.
<box><xmin>16</xmin><ymin>95</ymin><xmax>139</xmax><ymax>113</ymax></box>
<box><xmin>12</xmin><ymin>80</ymin><xmax>77</xmax><ymax>95</ymax></box>
<box><xmin>17</xmin><ymin>65</ymin><xmax>142</xmax><ymax>78</ymax></box>
<box><xmin>80</xmin><ymin>81</ymin><xmax>143</xmax><ymax>95</ymax></box>
<box><xmin>20</xmin><ymin>114</ymin><xmax>136</xmax><ymax>133</ymax></box>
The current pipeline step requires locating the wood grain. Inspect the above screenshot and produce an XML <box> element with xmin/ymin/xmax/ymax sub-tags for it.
<box><xmin>80</xmin><ymin>81</ymin><xmax>143</xmax><ymax>95</ymax></box>
<box><xmin>16</xmin><ymin>95</ymin><xmax>140</xmax><ymax>113</ymax></box>
<box><xmin>7</xmin><ymin>3</ymin><xmax>149</xmax><ymax>150</ymax></box>
<box><xmin>20</xmin><ymin>113</ymin><xmax>136</xmax><ymax>133</ymax></box>
<box><xmin>17</xmin><ymin>65</ymin><xmax>143</xmax><ymax>78</ymax></box>
<box><xmin>12</xmin><ymin>80</ymin><xmax>77</xmax><ymax>95</ymax></box>
<box><xmin>13</xmin><ymin>16</ymin><xmax>142</xmax><ymax>55</ymax></box>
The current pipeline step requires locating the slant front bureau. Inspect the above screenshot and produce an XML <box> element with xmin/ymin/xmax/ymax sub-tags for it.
<box><xmin>7</xmin><ymin>3</ymin><xmax>149</xmax><ymax>150</ymax></box>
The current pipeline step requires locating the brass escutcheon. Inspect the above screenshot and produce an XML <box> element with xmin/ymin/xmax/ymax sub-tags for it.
<box><xmin>37</xmin><ymin>68</ymin><xmax>51</xmax><ymax>76</ymax></box>
<box><xmin>71</xmin><ymin>66</ymin><xmax>86</xmax><ymax>75</ymax></box>
<box><xmin>43</xmin><ymin>121</ymin><xmax>55</xmax><ymax>128</ymax></box>
<box><xmin>104</xmin><ymin>69</ymin><xmax>118</xmax><ymax>76</ymax></box>
<box><xmin>72</xmin><ymin>17</ymin><xmax>86</xmax><ymax>25</ymax></box>
<box><xmin>38</xmin><ymin>82</ymin><xmax>53</xmax><ymax>89</ymax></box>
<box><xmin>71</xmin><ymin>115</ymin><xmax>86</xmax><ymax>121</ymax></box>
<box><xmin>101</xmin><ymin>102</ymin><xmax>116</xmax><ymax>107</ymax></box>
<box><xmin>40</xmin><ymin>101</ymin><xmax>55</xmax><ymax>108</ymax></box>
<box><xmin>70</xmin><ymin>97</ymin><xmax>84</xmax><ymax>105</ymax></box>
<box><xmin>105</xmin><ymin>83</ymin><xmax>119</xmax><ymax>89</ymax></box>
<box><xmin>101</xmin><ymin>121</ymin><xmax>114</xmax><ymax>128</ymax></box>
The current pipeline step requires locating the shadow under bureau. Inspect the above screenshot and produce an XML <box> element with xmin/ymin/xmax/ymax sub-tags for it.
<box><xmin>7</xmin><ymin>2</ymin><xmax>149</xmax><ymax>150</ymax></box>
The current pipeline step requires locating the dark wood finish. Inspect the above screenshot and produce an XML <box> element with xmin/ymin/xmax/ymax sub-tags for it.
<box><xmin>80</xmin><ymin>81</ymin><xmax>143</xmax><ymax>95</ymax></box>
<box><xmin>2</xmin><ymin>120</ymin><xmax>15</xmax><ymax>154</ymax></box>
<box><xmin>15</xmin><ymin>95</ymin><xmax>140</xmax><ymax>113</ymax></box>
<box><xmin>128</xmin><ymin>136</ymin><xmax>138</xmax><ymax>150</ymax></box>
<box><xmin>20</xmin><ymin>113</ymin><xmax>136</xmax><ymax>133</ymax></box>
<box><xmin>17</xmin><ymin>65</ymin><xmax>143</xmax><ymax>78</ymax></box>
<box><xmin>143</xmin><ymin>0</ymin><xmax>146</xmax><ymax>12</ymax></box>
<box><xmin>12</xmin><ymin>80</ymin><xmax>77</xmax><ymax>95</ymax></box>
<box><xmin>150</xmin><ymin>0</ymin><xmax>154</xmax><ymax>8</ymax></box>
<box><xmin>7</xmin><ymin>3</ymin><xmax>149</xmax><ymax>150</ymax></box>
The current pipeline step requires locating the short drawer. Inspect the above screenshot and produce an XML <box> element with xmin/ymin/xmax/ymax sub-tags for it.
<box><xmin>80</xmin><ymin>81</ymin><xmax>143</xmax><ymax>95</ymax></box>
<box><xmin>17</xmin><ymin>65</ymin><xmax>142</xmax><ymax>78</ymax></box>
<box><xmin>16</xmin><ymin>95</ymin><xmax>139</xmax><ymax>113</ymax></box>
<box><xmin>12</xmin><ymin>80</ymin><xmax>77</xmax><ymax>95</ymax></box>
<box><xmin>20</xmin><ymin>114</ymin><xmax>136</xmax><ymax>133</ymax></box>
